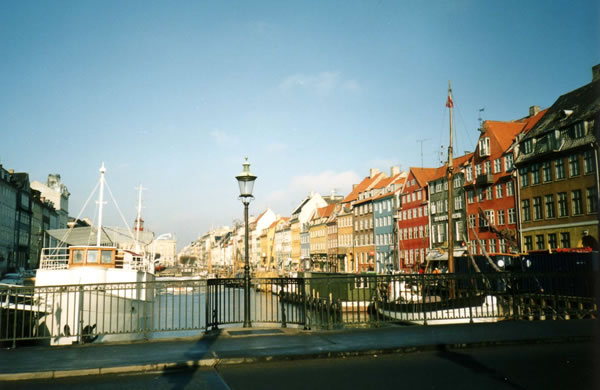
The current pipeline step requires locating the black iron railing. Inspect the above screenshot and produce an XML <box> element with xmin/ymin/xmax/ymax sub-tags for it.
<box><xmin>1</xmin><ymin>271</ymin><xmax>597</xmax><ymax>348</ymax></box>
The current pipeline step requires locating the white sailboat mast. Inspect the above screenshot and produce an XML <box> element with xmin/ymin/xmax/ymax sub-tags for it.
<box><xmin>135</xmin><ymin>184</ymin><xmax>145</xmax><ymax>252</ymax></box>
<box><xmin>447</xmin><ymin>81</ymin><xmax>455</xmax><ymax>273</ymax></box>
<box><xmin>97</xmin><ymin>163</ymin><xmax>106</xmax><ymax>247</ymax></box>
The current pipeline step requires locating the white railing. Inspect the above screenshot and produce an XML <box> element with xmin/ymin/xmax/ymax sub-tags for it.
<box><xmin>39</xmin><ymin>248</ymin><xmax>70</xmax><ymax>270</ymax></box>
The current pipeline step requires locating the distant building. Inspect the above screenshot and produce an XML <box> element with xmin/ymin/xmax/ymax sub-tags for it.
<box><xmin>30</xmin><ymin>174</ymin><xmax>70</xmax><ymax>230</ymax></box>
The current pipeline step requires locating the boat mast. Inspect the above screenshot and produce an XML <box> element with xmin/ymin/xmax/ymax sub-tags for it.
<box><xmin>97</xmin><ymin>163</ymin><xmax>106</xmax><ymax>247</ymax></box>
<box><xmin>134</xmin><ymin>184</ymin><xmax>145</xmax><ymax>252</ymax></box>
<box><xmin>447</xmin><ymin>81</ymin><xmax>455</xmax><ymax>273</ymax></box>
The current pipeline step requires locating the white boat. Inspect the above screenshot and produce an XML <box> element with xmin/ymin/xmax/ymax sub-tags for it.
<box><xmin>376</xmin><ymin>292</ymin><xmax>503</xmax><ymax>325</ymax></box>
<box><xmin>34</xmin><ymin>164</ymin><xmax>156</xmax><ymax>345</ymax></box>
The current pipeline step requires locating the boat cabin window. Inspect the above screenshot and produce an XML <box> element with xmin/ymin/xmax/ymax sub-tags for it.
<box><xmin>87</xmin><ymin>250</ymin><xmax>98</xmax><ymax>263</ymax></box>
<box><xmin>73</xmin><ymin>250</ymin><xmax>84</xmax><ymax>264</ymax></box>
<box><xmin>101</xmin><ymin>250</ymin><xmax>112</xmax><ymax>264</ymax></box>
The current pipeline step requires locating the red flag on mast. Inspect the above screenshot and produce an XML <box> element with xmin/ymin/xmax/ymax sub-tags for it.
<box><xmin>446</xmin><ymin>94</ymin><xmax>453</xmax><ymax>108</ymax></box>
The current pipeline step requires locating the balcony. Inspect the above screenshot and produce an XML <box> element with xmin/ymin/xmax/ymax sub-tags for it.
<box><xmin>476</xmin><ymin>173</ymin><xmax>494</xmax><ymax>186</ymax></box>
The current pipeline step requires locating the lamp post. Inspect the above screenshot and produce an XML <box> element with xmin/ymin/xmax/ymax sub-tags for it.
<box><xmin>236</xmin><ymin>157</ymin><xmax>257</xmax><ymax>328</ymax></box>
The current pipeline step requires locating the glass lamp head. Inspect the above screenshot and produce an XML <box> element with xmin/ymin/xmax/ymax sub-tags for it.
<box><xmin>236</xmin><ymin>157</ymin><xmax>257</xmax><ymax>198</ymax></box>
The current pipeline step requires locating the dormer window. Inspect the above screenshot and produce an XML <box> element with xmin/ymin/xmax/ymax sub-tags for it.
<box><xmin>479</xmin><ymin>137</ymin><xmax>490</xmax><ymax>157</ymax></box>
<box><xmin>573</xmin><ymin>122</ymin><xmax>586</xmax><ymax>138</ymax></box>
<box><xmin>523</xmin><ymin>139</ymin><xmax>534</xmax><ymax>154</ymax></box>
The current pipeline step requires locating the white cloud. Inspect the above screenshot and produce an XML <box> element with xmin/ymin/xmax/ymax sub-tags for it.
<box><xmin>210</xmin><ymin>130</ymin><xmax>239</xmax><ymax>146</ymax></box>
<box><xmin>279</xmin><ymin>72</ymin><xmax>360</xmax><ymax>95</ymax></box>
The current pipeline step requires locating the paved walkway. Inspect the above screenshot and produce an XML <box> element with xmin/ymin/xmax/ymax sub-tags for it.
<box><xmin>0</xmin><ymin>319</ymin><xmax>596</xmax><ymax>381</ymax></box>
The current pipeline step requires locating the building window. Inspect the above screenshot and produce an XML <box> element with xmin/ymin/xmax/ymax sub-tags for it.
<box><xmin>533</xmin><ymin>197</ymin><xmax>542</xmax><ymax>220</ymax></box>
<box><xmin>523</xmin><ymin>139</ymin><xmax>533</xmax><ymax>154</ymax></box>
<box><xmin>465</xmin><ymin>214</ymin><xmax>474</xmax><ymax>230</ymax></box>
<box><xmin>495</xmin><ymin>184</ymin><xmax>503</xmax><ymax>199</ymax></box>
<box><xmin>560</xmin><ymin>232</ymin><xmax>570</xmax><ymax>248</ymax></box>
<box><xmin>484</xmin><ymin>161</ymin><xmax>491</xmax><ymax>175</ymax></box>
<box><xmin>508</xmin><ymin>208</ymin><xmax>516</xmax><ymax>224</ymax></box>
<box><xmin>494</xmin><ymin>158</ymin><xmax>502</xmax><ymax>173</ymax></box>
<box><xmin>587</xmin><ymin>187</ymin><xmax>598</xmax><ymax>213</ymax></box>
<box><xmin>531</xmin><ymin>164</ymin><xmax>540</xmax><ymax>185</ymax></box>
<box><xmin>504</xmin><ymin>154</ymin><xmax>514</xmax><ymax>171</ymax></box>
<box><xmin>573</xmin><ymin>122</ymin><xmax>586</xmax><ymax>138</ymax></box>
<box><xmin>548</xmin><ymin>234</ymin><xmax>558</xmax><ymax>249</ymax></box>
<box><xmin>558</xmin><ymin>192</ymin><xmax>568</xmax><ymax>217</ymax></box>
<box><xmin>524</xmin><ymin>236</ymin><xmax>533</xmax><ymax>251</ymax></box>
<box><xmin>543</xmin><ymin>161</ymin><xmax>552</xmax><ymax>182</ymax></box>
<box><xmin>499</xmin><ymin>238</ymin><xmax>507</xmax><ymax>253</ymax></box>
<box><xmin>519</xmin><ymin>168</ymin><xmax>529</xmax><ymax>187</ymax></box>
<box><xmin>569</xmin><ymin>155</ymin><xmax>580</xmax><ymax>177</ymax></box>
<box><xmin>479</xmin><ymin>137</ymin><xmax>490</xmax><ymax>157</ymax></box>
<box><xmin>498</xmin><ymin>209</ymin><xmax>505</xmax><ymax>225</ymax></box>
<box><xmin>555</xmin><ymin>158</ymin><xmax>565</xmax><ymax>180</ymax></box>
<box><xmin>584</xmin><ymin>151</ymin><xmax>595</xmax><ymax>174</ymax></box>
<box><xmin>522</xmin><ymin>199</ymin><xmax>531</xmax><ymax>222</ymax></box>
<box><xmin>466</xmin><ymin>165</ymin><xmax>473</xmax><ymax>181</ymax></box>
<box><xmin>476</xmin><ymin>164</ymin><xmax>482</xmax><ymax>177</ymax></box>
<box><xmin>489</xmin><ymin>239</ymin><xmax>496</xmax><ymax>253</ymax></box>
<box><xmin>545</xmin><ymin>195</ymin><xmax>555</xmax><ymax>219</ymax></box>
<box><xmin>535</xmin><ymin>234</ymin><xmax>545</xmax><ymax>250</ymax></box>
<box><xmin>468</xmin><ymin>190</ymin><xmax>474</xmax><ymax>204</ymax></box>
<box><xmin>506</xmin><ymin>181</ymin><xmax>514</xmax><ymax>197</ymax></box>
<box><xmin>571</xmin><ymin>190</ymin><xmax>583</xmax><ymax>215</ymax></box>
<box><xmin>486</xmin><ymin>186</ymin><xmax>493</xmax><ymax>200</ymax></box>
<box><xmin>485</xmin><ymin>209</ymin><xmax>495</xmax><ymax>226</ymax></box>
<box><xmin>455</xmin><ymin>195</ymin><xmax>463</xmax><ymax>210</ymax></box>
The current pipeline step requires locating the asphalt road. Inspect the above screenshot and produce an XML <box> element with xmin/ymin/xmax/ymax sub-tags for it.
<box><xmin>3</xmin><ymin>341</ymin><xmax>596</xmax><ymax>390</ymax></box>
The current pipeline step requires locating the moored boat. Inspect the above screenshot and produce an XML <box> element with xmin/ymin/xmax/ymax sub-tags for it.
<box><xmin>34</xmin><ymin>164</ymin><xmax>156</xmax><ymax>345</ymax></box>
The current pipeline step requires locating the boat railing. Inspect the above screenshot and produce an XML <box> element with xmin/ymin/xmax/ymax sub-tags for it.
<box><xmin>39</xmin><ymin>248</ymin><xmax>70</xmax><ymax>270</ymax></box>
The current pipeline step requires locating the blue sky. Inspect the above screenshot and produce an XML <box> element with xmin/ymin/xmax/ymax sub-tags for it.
<box><xmin>1</xmin><ymin>1</ymin><xmax>598</xmax><ymax>249</ymax></box>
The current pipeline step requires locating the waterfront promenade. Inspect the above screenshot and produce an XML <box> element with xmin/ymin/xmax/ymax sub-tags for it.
<box><xmin>0</xmin><ymin>319</ymin><xmax>597</xmax><ymax>382</ymax></box>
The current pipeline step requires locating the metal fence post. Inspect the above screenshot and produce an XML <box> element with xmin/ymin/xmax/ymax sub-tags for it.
<box><xmin>77</xmin><ymin>285</ymin><xmax>84</xmax><ymax>344</ymax></box>
<box><xmin>302</xmin><ymin>278</ymin><xmax>309</xmax><ymax>330</ymax></box>
<box><xmin>421</xmin><ymin>273</ymin><xmax>427</xmax><ymax>326</ymax></box>
<box><xmin>280</xmin><ymin>279</ymin><xmax>287</xmax><ymax>328</ymax></box>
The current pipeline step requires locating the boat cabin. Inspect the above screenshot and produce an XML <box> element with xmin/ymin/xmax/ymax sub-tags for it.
<box><xmin>68</xmin><ymin>246</ymin><xmax>144</xmax><ymax>270</ymax></box>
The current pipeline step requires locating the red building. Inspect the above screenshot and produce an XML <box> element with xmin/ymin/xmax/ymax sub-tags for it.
<box><xmin>397</xmin><ymin>167</ymin><xmax>438</xmax><ymax>272</ymax></box>
<box><xmin>464</xmin><ymin>108</ymin><xmax>547</xmax><ymax>255</ymax></box>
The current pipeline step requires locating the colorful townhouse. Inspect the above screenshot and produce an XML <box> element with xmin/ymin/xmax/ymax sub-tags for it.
<box><xmin>308</xmin><ymin>204</ymin><xmax>336</xmax><ymax>271</ymax></box>
<box><xmin>515</xmin><ymin>66</ymin><xmax>599</xmax><ymax>252</ymax></box>
<box><xmin>336</xmin><ymin>205</ymin><xmax>353</xmax><ymax>272</ymax></box>
<box><xmin>326</xmin><ymin>204</ymin><xmax>341</xmax><ymax>272</ymax></box>
<box><xmin>341</xmin><ymin>168</ymin><xmax>387</xmax><ymax>273</ymax></box>
<box><xmin>464</xmin><ymin>109</ymin><xmax>546</xmax><ymax>256</ymax></box>
<box><xmin>289</xmin><ymin>192</ymin><xmax>328</xmax><ymax>271</ymax></box>
<box><xmin>373</xmin><ymin>171</ymin><xmax>406</xmax><ymax>273</ymax></box>
<box><xmin>397</xmin><ymin>167</ymin><xmax>438</xmax><ymax>272</ymax></box>
<box><xmin>428</xmin><ymin>153</ymin><xmax>472</xmax><ymax>262</ymax></box>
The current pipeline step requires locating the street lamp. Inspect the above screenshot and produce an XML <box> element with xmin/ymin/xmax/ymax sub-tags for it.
<box><xmin>236</xmin><ymin>157</ymin><xmax>257</xmax><ymax>328</ymax></box>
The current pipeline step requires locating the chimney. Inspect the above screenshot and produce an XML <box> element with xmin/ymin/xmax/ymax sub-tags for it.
<box><xmin>592</xmin><ymin>64</ymin><xmax>600</xmax><ymax>82</ymax></box>
<box><xmin>352</xmin><ymin>184</ymin><xmax>357</xmax><ymax>190</ymax></box>
<box><xmin>390</xmin><ymin>166</ymin><xmax>400</xmax><ymax>176</ymax></box>
<box><xmin>529</xmin><ymin>105</ymin><xmax>541</xmax><ymax>117</ymax></box>
<box><xmin>369</xmin><ymin>168</ymin><xmax>380</xmax><ymax>178</ymax></box>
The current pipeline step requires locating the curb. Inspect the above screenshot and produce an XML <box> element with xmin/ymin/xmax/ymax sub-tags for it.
<box><xmin>0</xmin><ymin>335</ymin><xmax>592</xmax><ymax>382</ymax></box>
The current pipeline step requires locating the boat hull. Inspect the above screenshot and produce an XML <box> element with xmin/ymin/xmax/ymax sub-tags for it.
<box><xmin>375</xmin><ymin>295</ymin><xmax>504</xmax><ymax>325</ymax></box>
